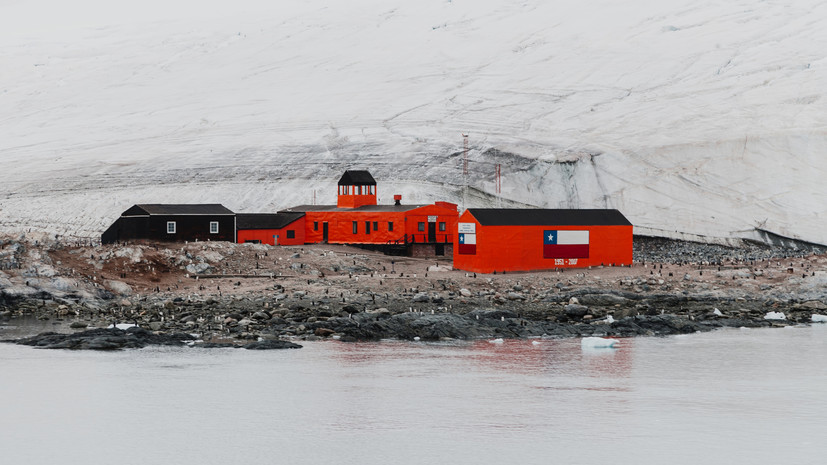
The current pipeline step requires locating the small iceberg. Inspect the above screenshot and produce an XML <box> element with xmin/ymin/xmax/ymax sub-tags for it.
<box><xmin>812</xmin><ymin>314</ymin><xmax>827</xmax><ymax>323</ymax></box>
<box><xmin>107</xmin><ymin>323</ymin><xmax>137</xmax><ymax>330</ymax></box>
<box><xmin>764</xmin><ymin>312</ymin><xmax>786</xmax><ymax>320</ymax></box>
<box><xmin>488</xmin><ymin>338</ymin><xmax>504</xmax><ymax>344</ymax></box>
<box><xmin>713</xmin><ymin>308</ymin><xmax>723</xmax><ymax>316</ymax></box>
<box><xmin>581</xmin><ymin>337</ymin><xmax>618</xmax><ymax>349</ymax></box>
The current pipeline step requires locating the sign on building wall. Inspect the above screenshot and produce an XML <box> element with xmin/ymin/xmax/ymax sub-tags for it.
<box><xmin>458</xmin><ymin>222</ymin><xmax>476</xmax><ymax>234</ymax></box>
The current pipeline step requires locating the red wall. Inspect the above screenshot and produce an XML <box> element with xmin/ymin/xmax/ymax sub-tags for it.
<box><xmin>453</xmin><ymin>210</ymin><xmax>633</xmax><ymax>273</ymax></box>
<box><xmin>403</xmin><ymin>204</ymin><xmax>458</xmax><ymax>244</ymax></box>
<box><xmin>237</xmin><ymin>224</ymin><xmax>305</xmax><ymax>246</ymax></box>
<box><xmin>302</xmin><ymin>203</ymin><xmax>458</xmax><ymax>245</ymax></box>
<box><xmin>303</xmin><ymin>210</ymin><xmax>408</xmax><ymax>244</ymax></box>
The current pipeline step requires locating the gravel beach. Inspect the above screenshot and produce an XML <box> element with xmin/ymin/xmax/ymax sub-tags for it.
<box><xmin>2</xmin><ymin>235</ymin><xmax>826</xmax><ymax>349</ymax></box>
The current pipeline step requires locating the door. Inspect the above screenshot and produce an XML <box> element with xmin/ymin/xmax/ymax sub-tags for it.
<box><xmin>323</xmin><ymin>222</ymin><xmax>329</xmax><ymax>243</ymax></box>
<box><xmin>428</xmin><ymin>222</ymin><xmax>436</xmax><ymax>243</ymax></box>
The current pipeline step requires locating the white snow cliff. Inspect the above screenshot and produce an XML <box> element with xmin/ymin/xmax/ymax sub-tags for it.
<box><xmin>1</xmin><ymin>0</ymin><xmax>825</xmax><ymax>245</ymax></box>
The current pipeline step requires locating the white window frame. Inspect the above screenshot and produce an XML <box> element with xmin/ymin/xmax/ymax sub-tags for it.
<box><xmin>166</xmin><ymin>221</ymin><xmax>176</xmax><ymax>234</ymax></box>
<box><xmin>209</xmin><ymin>221</ymin><xmax>219</xmax><ymax>234</ymax></box>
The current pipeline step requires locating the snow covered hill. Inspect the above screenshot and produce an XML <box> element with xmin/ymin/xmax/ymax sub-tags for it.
<box><xmin>1</xmin><ymin>0</ymin><xmax>826</xmax><ymax>245</ymax></box>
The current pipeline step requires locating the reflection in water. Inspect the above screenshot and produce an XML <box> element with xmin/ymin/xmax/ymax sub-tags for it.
<box><xmin>1</xmin><ymin>324</ymin><xmax>826</xmax><ymax>465</ymax></box>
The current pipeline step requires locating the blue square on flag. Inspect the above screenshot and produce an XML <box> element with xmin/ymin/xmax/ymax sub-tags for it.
<box><xmin>543</xmin><ymin>230</ymin><xmax>589</xmax><ymax>259</ymax></box>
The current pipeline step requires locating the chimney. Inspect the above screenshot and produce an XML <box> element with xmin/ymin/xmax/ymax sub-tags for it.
<box><xmin>394</xmin><ymin>194</ymin><xmax>402</xmax><ymax>206</ymax></box>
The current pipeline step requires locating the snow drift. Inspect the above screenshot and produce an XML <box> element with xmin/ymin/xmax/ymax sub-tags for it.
<box><xmin>1</xmin><ymin>0</ymin><xmax>826</xmax><ymax>244</ymax></box>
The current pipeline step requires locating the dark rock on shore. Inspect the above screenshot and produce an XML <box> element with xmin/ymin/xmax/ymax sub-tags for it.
<box><xmin>192</xmin><ymin>340</ymin><xmax>302</xmax><ymax>349</ymax></box>
<box><xmin>302</xmin><ymin>310</ymin><xmax>731</xmax><ymax>341</ymax></box>
<box><xmin>7</xmin><ymin>327</ymin><xmax>196</xmax><ymax>350</ymax></box>
<box><xmin>242</xmin><ymin>339</ymin><xmax>302</xmax><ymax>350</ymax></box>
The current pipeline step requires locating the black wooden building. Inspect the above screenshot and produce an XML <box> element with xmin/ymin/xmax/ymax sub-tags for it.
<box><xmin>101</xmin><ymin>204</ymin><xmax>236</xmax><ymax>244</ymax></box>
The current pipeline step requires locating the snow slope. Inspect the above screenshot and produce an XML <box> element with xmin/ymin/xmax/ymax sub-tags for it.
<box><xmin>1</xmin><ymin>0</ymin><xmax>826</xmax><ymax>244</ymax></box>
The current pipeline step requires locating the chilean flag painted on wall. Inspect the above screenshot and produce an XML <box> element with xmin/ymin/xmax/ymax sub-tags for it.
<box><xmin>543</xmin><ymin>230</ymin><xmax>589</xmax><ymax>259</ymax></box>
<box><xmin>458</xmin><ymin>233</ymin><xmax>476</xmax><ymax>254</ymax></box>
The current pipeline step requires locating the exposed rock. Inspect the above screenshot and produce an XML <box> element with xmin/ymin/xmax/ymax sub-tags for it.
<box><xmin>185</xmin><ymin>263</ymin><xmax>212</xmax><ymax>274</ymax></box>
<box><xmin>412</xmin><ymin>292</ymin><xmax>430</xmax><ymax>303</ymax></box>
<box><xmin>314</xmin><ymin>328</ymin><xmax>336</xmax><ymax>337</ymax></box>
<box><xmin>242</xmin><ymin>339</ymin><xmax>302</xmax><ymax>350</ymax></box>
<box><xmin>105</xmin><ymin>280</ymin><xmax>133</xmax><ymax>296</ymax></box>
<box><xmin>565</xmin><ymin>304</ymin><xmax>589</xmax><ymax>317</ymax></box>
<box><xmin>7</xmin><ymin>327</ymin><xmax>196</xmax><ymax>350</ymax></box>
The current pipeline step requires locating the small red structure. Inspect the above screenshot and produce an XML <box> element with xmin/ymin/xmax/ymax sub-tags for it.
<box><xmin>453</xmin><ymin>208</ymin><xmax>633</xmax><ymax>273</ymax></box>
<box><xmin>336</xmin><ymin>170</ymin><xmax>377</xmax><ymax>209</ymax></box>
<box><xmin>236</xmin><ymin>213</ymin><xmax>305</xmax><ymax>245</ymax></box>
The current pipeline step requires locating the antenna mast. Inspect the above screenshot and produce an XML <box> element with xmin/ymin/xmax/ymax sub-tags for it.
<box><xmin>462</xmin><ymin>133</ymin><xmax>469</xmax><ymax>208</ymax></box>
<box><xmin>496</xmin><ymin>163</ymin><xmax>501</xmax><ymax>207</ymax></box>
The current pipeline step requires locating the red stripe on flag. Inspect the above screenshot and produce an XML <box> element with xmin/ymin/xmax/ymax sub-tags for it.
<box><xmin>543</xmin><ymin>244</ymin><xmax>589</xmax><ymax>259</ymax></box>
<box><xmin>458</xmin><ymin>244</ymin><xmax>477</xmax><ymax>255</ymax></box>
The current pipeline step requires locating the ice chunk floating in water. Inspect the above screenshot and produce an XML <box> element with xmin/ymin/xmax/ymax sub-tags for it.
<box><xmin>107</xmin><ymin>323</ymin><xmax>137</xmax><ymax>330</ymax></box>
<box><xmin>764</xmin><ymin>312</ymin><xmax>787</xmax><ymax>320</ymax></box>
<box><xmin>581</xmin><ymin>337</ymin><xmax>618</xmax><ymax>349</ymax></box>
<box><xmin>488</xmin><ymin>338</ymin><xmax>504</xmax><ymax>344</ymax></box>
<box><xmin>812</xmin><ymin>314</ymin><xmax>827</xmax><ymax>323</ymax></box>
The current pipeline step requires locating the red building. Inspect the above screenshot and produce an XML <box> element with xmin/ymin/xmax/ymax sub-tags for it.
<box><xmin>236</xmin><ymin>212</ymin><xmax>305</xmax><ymax>246</ymax></box>
<box><xmin>453</xmin><ymin>208</ymin><xmax>633</xmax><ymax>273</ymax></box>
<box><xmin>282</xmin><ymin>170</ymin><xmax>459</xmax><ymax>256</ymax></box>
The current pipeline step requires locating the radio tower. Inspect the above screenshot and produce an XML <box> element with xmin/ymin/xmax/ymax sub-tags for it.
<box><xmin>462</xmin><ymin>133</ymin><xmax>469</xmax><ymax>209</ymax></box>
<box><xmin>496</xmin><ymin>163</ymin><xmax>501</xmax><ymax>207</ymax></box>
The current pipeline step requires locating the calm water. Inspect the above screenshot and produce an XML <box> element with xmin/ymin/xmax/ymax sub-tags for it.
<box><xmin>1</xmin><ymin>320</ymin><xmax>826</xmax><ymax>465</ymax></box>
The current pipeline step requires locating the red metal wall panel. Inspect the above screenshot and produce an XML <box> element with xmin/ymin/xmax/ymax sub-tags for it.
<box><xmin>303</xmin><ymin>211</ymin><xmax>408</xmax><ymax>244</ymax></box>
<box><xmin>453</xmin><ymin>210</ymin><xmax>633</xmax><ymax>273</ymax></box>
<box><xmin>403</xmin><ymin>204</ymin><xmax>458</xmax><ymax>244</ymax></box>
<box><xmin>237</xmin><ymin>224</ymin><xmax>305</xmax><ymax>246</ymax></box>
<box><xmin>301</xmin><ymin>203</ymin><xmax>458</xmax><ymax>246</ymax></box>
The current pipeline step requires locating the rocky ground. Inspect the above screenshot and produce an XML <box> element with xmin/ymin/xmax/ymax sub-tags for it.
<box><xmin>2</xmin><ymin>233</ymin><xmax>827</xmax><ymax>349</ymax></box>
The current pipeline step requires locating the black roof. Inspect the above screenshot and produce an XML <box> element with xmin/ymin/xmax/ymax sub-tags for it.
<box><xmin>236</xmin><ymin>212</ymin><xmax>305</xmax><ymax>230</ymax></box>
<box><xmin>122</xmin><ymin>204</ymin><xmax>235</xmax><ymax>216</ymax></box>
<box><xmin>467</xmin><ymin>208</ymin><xmax>632</xmax><ymax>226</ymax></box>
<box><xmin>338</xmin><ymin>170</ymin><xmax>376</xmax><ymax>186</ymax></box>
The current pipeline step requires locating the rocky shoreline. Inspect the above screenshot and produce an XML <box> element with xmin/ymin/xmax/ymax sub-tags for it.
<box><xmin>2</xmin><ymin>235</ymin><xmax>827</xmax><ymax>350</ymax></box>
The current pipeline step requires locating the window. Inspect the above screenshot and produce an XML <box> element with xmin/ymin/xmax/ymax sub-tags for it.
<box><xmin>365</xmin><ymin>221</ymin><xmax>371</xmax><ymax>234</ymax></box>
<box><xmin>210</xmin><ymin>221</ymin><xmax>219</xmax><ymax>234</ymax></box>
<box><xmin>314</xmin><ymin>221</ymin><xmax>318</xmax><ymax>231</ymax></box>
<box><xmin>167</xmin><ymin>221</ymin><xmax>176</xmax><ymax>234</ymax></box>
<box><xmin>286</xmin><ymin>230</ymin><xmax>295</xmax><ymax>239</ymax></box>
<box><xmin>439</xmin><ymin>222</ymin><xmax>446</xmax><ymax>232</ymax></box>
<box><xmin>352</xmin><ymin>221</ymin><xmax>358</xmax><ymax>234</ymax></box>
<box><xmin>418</xmin><ymin>222</ymin><xmax>425</xmax><ymax>232</ymax></box>
<box><xmin>373</xmin><ymin>221</ymin><xmax>378</xmax><ymax>231</ymax></box>
<box><xmin>388</xmin><ymin>222</ymin><xmax>393</xmax><ymax>232</ymax></box>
